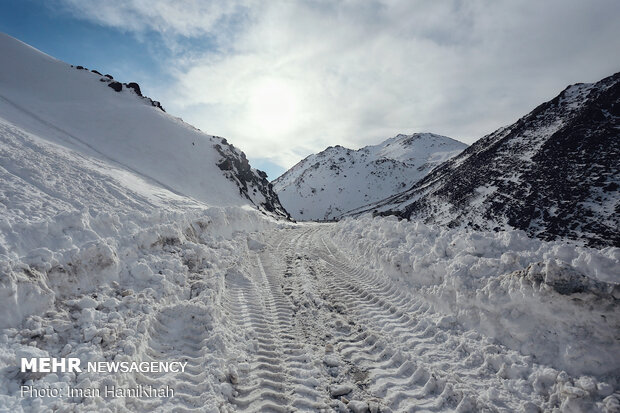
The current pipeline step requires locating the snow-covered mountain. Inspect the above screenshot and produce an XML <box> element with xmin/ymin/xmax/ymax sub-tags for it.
<box><xmin>363</xmin><ymin>72</ymin><xmax>620</xmax><ymax>247</ymax></box>
<box><xmin>0</xmin><ymin>33</ymin><xmax>288</xmax><ymax>219</ymax></box>
<box><xmin>273</xmin><ymin>133</ymin><xmax>466</xmax><ymax>220</ymax></box>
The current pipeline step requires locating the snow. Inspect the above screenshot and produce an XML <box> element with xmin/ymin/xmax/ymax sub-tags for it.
<box><xmin>327</xmin><ymin>215</ymin><xmax>620</xmax><ymax>379</ymax></box>
<box><xmin>0</xmin><ymin>197</ymin><xmax>287</xmax><ymax>411</ymax></box>
<box><xmin>0</xmin><ymin>32</ymin><xmax>261</xmax><ymax>209</ymax></box>
<box><xmin>1</xmin><ymin>32</ymin><xmax>619</xmax><ymax>412</ymax></box>
<box><xmin>0</xmin><ymin>33</ymin><xmax>289</xmax><ymax>411</ymax></box>
<box><xmin>273</xmin><ymin>133</ymin><xmax>466</xmax><ymax>221</ymax></box>
<box><xmin>365</xmin><ymin>73</ymin><xmax>620</xmax><ymax>249</ymax></box>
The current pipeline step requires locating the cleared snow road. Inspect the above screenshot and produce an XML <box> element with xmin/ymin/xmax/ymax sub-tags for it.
<box><xmin>220</xmin><ymin>226</ymin><xmax>552</xmax><ymax>412</ymax></box>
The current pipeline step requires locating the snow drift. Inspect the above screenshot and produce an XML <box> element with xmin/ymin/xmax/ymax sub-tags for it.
<box><xmin>0</xmin><ymin>110</ymin><xmax>288</xmax><ymax>327</ymax></box>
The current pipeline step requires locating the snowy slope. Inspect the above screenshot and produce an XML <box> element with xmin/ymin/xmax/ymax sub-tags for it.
<box><xmin>0</xmin><ymin>33</ymin><xmax>288</xmax><ymax>217</ymax></box>
<box><xmin>363</xmin><ymin>73</ymin><xmax>620</xmax><ymax>247</ymax></box>
<box><xmin>0</xmin><ymin>117</ymin><xmax>285</xmax><ymax>408</ymax></box>
<box><xmin>0</xmin><ymin>113</ymin><xmax>281</xmax><ymax>322</ymax></box>
<box><xmin>273</xmin><ymin>133</ymin><xmax>466</xmax><ymax>220</ymax></box>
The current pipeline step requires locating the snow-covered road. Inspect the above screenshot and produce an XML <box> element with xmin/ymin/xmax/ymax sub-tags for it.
<box><xmin>217</xmin><ymin>225</ymin><xmax>613</xmax><ymax>412</ymax></box>
<box><xmin>2</xmin><ymin>210</ymin><xmax>617</xmax><ymax>412</ymax></box>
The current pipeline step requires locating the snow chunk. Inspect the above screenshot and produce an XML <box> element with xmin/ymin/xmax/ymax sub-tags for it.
<box><xmin>330</xmin><ymin>383</ymin><xmax>353</xmax><ymax>397</ymax></box>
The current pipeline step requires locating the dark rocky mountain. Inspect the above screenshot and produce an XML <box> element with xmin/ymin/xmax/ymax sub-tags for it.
<box><xmin>214</xmin><ymin>138</ymin><xmax>290</xmax><ymax>218</ymax></box>
<box><xmin>362</xmin><ymin>72</ymin><xmax>620</xmax><ymax>247</ymax></box>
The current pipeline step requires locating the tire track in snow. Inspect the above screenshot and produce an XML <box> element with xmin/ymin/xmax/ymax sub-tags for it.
<box><xmin>223</xmin><ymin>270</ymin><xmax>291</xmax><ymax>412</ymax></box>
<box><xmin>255</xmin><ymin>246</ymin><xmax>328</xmax><ymax>411</ymax></box>
<box><xmin>127</xmin><ymin>303</ymin><xmax>216</xmax><ymax>412</ymax></box>
<box><xmin>306</xmin><ymin>227</ymin><xmax>552</xmax><ymax>412</ymax></box>
<box><xmin>214</xmin><ymin>226</ymin><xmax>559</xmax><ymax>411</ymax></box>
<box><xmin>315</xmin><ymin>259</ymin><xmax>479</xmax><ymax>412</ymax></box>
<box><xmin>222</xmin><ymin>230</ymin><xmax>329</xmax><ymax>411</ymax></box>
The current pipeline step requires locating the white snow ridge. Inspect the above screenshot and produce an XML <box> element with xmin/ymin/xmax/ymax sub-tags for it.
<box><xmin>1</xmin><ymin>32</ymin><xmax>619</xmax><ymax>413</ymax></box>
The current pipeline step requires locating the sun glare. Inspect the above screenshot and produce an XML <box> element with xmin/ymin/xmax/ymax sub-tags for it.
<box><xmin>247</xmin><ymin>78</ymin><xmax>300</xmax><ymax>135</ymax></box>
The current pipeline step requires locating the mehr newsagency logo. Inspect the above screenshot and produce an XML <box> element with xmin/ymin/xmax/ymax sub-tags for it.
<box><xmin>20</xmin><ymin>357</ymin><xmax>185</xmax><ymax>399</ymax></box>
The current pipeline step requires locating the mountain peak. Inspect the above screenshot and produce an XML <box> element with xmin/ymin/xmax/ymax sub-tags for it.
<box><xmin>273</xmin><ymin>133</ymin><xmax>467</xmax><ymax>220</ymax></box>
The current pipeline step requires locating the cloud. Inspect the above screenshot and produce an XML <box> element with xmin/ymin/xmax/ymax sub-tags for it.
<box><xmin>57</xmin><ymin>0</ymin><xmax>620</xmax><ymax>172</ymax></box>
<box><xmin>57</xmin><ymin>0</ymin><xmax>256</xmax><ymax>38</ymax></box>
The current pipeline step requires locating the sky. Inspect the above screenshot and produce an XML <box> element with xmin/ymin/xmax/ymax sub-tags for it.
<box><xmin>1</xmin><ymin>1</ymin><xmax>620</xmax><ymax>179</ymax></box>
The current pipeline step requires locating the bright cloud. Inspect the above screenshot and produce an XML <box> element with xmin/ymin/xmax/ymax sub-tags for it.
<box><xmin>57</xmin><ymin>0</ymin><xmax>620</xmax><ymax>174</ymax></box>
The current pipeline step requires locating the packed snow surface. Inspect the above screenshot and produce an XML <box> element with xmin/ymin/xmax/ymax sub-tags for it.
<box><xmin>273</xmin><ymin>133</ymin><xmax>466</xmax><ymax>221</ymax></box>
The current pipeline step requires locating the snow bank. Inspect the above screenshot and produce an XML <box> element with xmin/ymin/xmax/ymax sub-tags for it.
<box><xmin>0</xmin><ymin>206</ymin><xmax>281</xmax><ymax>329</ymax></box>
<box><xmin>329</xmin><ymin>215</ymin><xmax>620</xmax><ymax>377</ymax></box>
<box><xmin>0</xmin><ymin>205</ymin><xmax>287</xmax><ymax>412</ymax></box>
